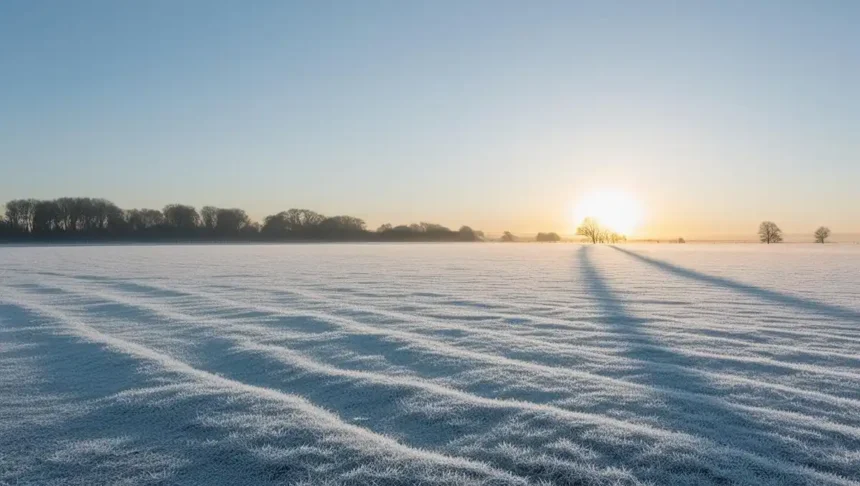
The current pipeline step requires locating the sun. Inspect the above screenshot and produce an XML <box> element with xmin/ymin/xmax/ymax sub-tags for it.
<box><xmin>574</xmin><ymin>190</ymin><xmax>644</xmax><ymax>236</ymax></box>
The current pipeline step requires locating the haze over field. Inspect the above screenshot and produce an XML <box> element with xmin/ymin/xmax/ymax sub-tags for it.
<box><xmin>2</xmin><ymin>244</ymin><xmax>860</xmax><ymax>485</ymax></box>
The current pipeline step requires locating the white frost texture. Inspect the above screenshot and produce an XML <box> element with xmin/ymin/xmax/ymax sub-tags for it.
<box><xmin>1</xmin><ymin>243</ymin><xmax>859</xmax><ymax>485</ymax></box>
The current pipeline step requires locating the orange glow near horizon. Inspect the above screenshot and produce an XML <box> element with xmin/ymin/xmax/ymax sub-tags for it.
<box><xmin>573</xmin><ymin>190</ymin><xmax>644</xmax><ymax>236</ymax></box>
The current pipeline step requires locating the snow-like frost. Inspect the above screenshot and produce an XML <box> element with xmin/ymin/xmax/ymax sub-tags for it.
<box><xmin>1</xmin><ymin>243</ymin><xmax>859</xmax><ymax>485</ymax></box>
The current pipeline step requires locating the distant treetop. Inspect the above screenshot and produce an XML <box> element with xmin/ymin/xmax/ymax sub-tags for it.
<box><xmin>536</xmin><ymin>232</ymin><xmax>561</xmax><ymax>242</ymax></box>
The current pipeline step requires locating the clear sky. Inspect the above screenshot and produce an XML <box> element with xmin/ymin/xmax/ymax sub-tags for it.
<box><xmin>1</xmin><ymin>1</ymin><xmax>858</xmax><ymax>238</ymax></box>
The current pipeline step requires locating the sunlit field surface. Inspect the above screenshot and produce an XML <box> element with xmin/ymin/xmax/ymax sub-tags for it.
<box><xmin>2</xmin><ymin>243</ymin><xmax>860</xmax><ymax>485</ymax></box>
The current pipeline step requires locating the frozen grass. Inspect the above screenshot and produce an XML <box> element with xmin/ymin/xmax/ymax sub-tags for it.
<box><xmin>1</xmin><ymin>243</ymin><xmax>859</xmax><ymax>485</ymax></box>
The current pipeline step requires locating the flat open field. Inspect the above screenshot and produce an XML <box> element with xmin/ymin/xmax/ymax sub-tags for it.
<box><xmin>1</xmin><ymin>243</ymin><xmax>859</xmax><ymax>485</ymax></box>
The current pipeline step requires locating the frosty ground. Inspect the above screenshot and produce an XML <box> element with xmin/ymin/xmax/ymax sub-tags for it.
<box><xmin>1</xmin><ymin>243</ymin><xmax>859</xmax><ymax>485</ymax></box>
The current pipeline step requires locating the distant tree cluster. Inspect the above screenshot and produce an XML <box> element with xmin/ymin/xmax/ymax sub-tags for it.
<box><xmin>536</xmin><ymin>232</ymin><xmax>561</xmax><ymax>242</ymax></box>
<box><xmin>374</xmin><ymin>222</ymin><xmax>484</xmax><ymax>242</ymax></box>
<box><xmin>757</xmin><ymin>222</ymin><xmax>834</xmax><ymax>244</ymax></box>
<box><xmin>0</xmin><ymin>198</ymin><xmax>484</xmax><ymax>243</ymax></box>
<box><xmin>574</xmin><ymin>218</ymin><xmax>627</xmax><ymax>244</ymax></box>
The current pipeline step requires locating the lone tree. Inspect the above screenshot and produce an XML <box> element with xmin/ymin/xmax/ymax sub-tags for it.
<box><xmin>576</xmin><ymin>217</ymin><xmax>603</xmax><ymax>244</ymax></box>
<box><xmin>500</xmin><ymin>231</ymin><xmax>516</xmax><ymax>242</ymax></box>
<box><xmin>814</xmin><ymin>226</ymin><xmax>831</xmax><ymax>243</ymax></box>
<box><xmin>758</xmin><ymin>221</ymin><xmax>783</xmax><ymax>244</ymax></box>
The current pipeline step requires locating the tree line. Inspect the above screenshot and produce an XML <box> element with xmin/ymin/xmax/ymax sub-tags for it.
<box><xmin>0</xmin><ymin>198</ymin><xmax>839</xmax><ymax>244</ymax></box>
<box><xmin>0</xmin><ymin>198</ymin><xmax>484</xmax><ymax>242</ymax></box>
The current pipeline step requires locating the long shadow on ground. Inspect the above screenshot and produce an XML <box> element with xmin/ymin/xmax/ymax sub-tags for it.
<box><xmin>576</xmin><ymin>245</ymin><xmax>859</xmax><ymax>485</ymax></box>
<box><xmin>610</xmin><ymin>246</ymin><xmax>860</xmax><ymax>323</ymax></box>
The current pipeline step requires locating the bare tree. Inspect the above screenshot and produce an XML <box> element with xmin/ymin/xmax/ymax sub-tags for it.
<box><xmin>4</xmin><ymin>199</ymin><xmax>37</xmax><ymax>233</ymax></box>
<box><xmin>607</xmin><ymin>232</ymin><xmax>624</xmax><ymax>243</ymax></box>
<box><xmin>576</xmin><ymin>217</ymin><xmax>603</xmax><ymax>244</ymax></box>
<box><xmin>814</xmin><ymin>226</ymin><xmax>831</xmax><ymax>244</ymax></box>
<box><xmin>201</xmin><ymin>206</ymin><xmax>218</xmax><ymax>230</ymax></box>
<box><xmin>758</xmin><ymin>221</ymin><xmax>783</xmax><ymax>244</ymax></box>
<box><xmin>54</xmin><ymin>197</ymin><xmax>78</xmax><ymax>232</ymax></box>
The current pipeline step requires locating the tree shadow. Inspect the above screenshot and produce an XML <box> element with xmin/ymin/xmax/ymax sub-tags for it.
<box><xmin>575</xmin><ymin>246</ymin><xmax>859</xmax><ymax>485</ymax></box>
<box><xmin>610</xmin><ymin>246</ymin><xmax>860</xmax><ymax>323</ymax></box>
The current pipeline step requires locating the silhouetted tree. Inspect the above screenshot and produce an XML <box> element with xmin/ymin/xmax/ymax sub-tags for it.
<box><xmin>241</xmin><ymin>221</ymin><xmax>261</xmax><ymax>237</ymax></box>
<box><xmin>261</xmin><ymin>211</ymin><xmax>291</xmax><ymax>237</ymax></box>
<box><xmin>125</xmin><ymin>209</ymin><xmax>165</xmax><ymax>232</ymax></box>
<box><xmin>501</xmin><ymin>231</ymin><xmax>516</xmax><ymax>242</ymax></box>
<box><xmin>75</xmin><ymin>198</ymin><xmax>97</xmax><ymax>231</ymax></box>
<box><xmin>758</xmin><ymin>221</ymin><xmax>783</xmax><ymax>244</ymax></box>
<box><xmin>5</xmin><ymin>199</ymin><xmax>37</xmax><ymax>233</ymax></box>
<box><xmin>201</xmin><ymin>206</ymin><xmax>218</xmax><ymax>231</ymax></box>
<box><xmin>325</xmin><ymin>215</ymin><xmax>365</xmax><ymax>231</ymax></box>
<box><xmin>54</xmin><ymin>197</ymin><xmax>79</xmax><ymax>232</ymax></box>
<box><xmin>32</xmin><ymin>200</ymin><xmax>61</xmax><ymax>234</ymax></box>
<box><xmin>374</xmin><ymin>221</ymin><xmax>476</xmax><ymax>242</ymax></box>
<box><xmin>536</xmin><ymin>232</ymin><xmax>561</xmax><ymax>242</ymax></box>
<box><xmin>282</xmin><ymin>209</ymin><xmax>325</xmax><ymax>234</ymax></box>
<box><xmin>814</xmin><ymin>226</ymin><xmax>831</xmax><ymax>244</ymax></box>
<box><xmin>459</xmin><ymin>226</ymin><xmax>478</xmax><ymax>241</ymax></box>
<box><xmin>576</xmin><ymin>217</ymin><xmax>604</xmax><ymax>244</ymax></box>
<box><xmin>92</xmin><ymin>199</ymin><xmax>125</xmax><ymax>233</ymax></box>
<box><xmin>215</xmin><ymin>208</ymin><xmax>251</xmax><ymax>236</ymax></box>
<box><xmin>319</xmin><ymin>215</ymin><xmax>366</xmax><ymax>238</ymax></box>
<box><xmin>261</xmin><ymin>209</ymin><xmax>326</xmax><ymax>237</ymax></box>
<box><xmin>163</xmin><ymin>204</ymin><xmax>200</xmax><ymax>233</ymax></box>
<box><xmin>419</xmin><ymin>222</ymin><xmax>450</xmax><ymax>233</ymax></box>
<box><xmin>678</xmin><ymin>237</ymin><xmax>686</xmax><ymax>244</ymax></box>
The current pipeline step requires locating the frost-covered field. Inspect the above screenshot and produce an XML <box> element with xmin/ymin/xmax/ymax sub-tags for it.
<box><xmin>1</xmin><ymin>243</ymin><xmax>860</xmax><ymax>486</ymax></box>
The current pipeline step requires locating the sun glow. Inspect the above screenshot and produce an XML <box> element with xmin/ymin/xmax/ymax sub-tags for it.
<box><xmin>574</xmin><ymin>190</ymin><xmax>644</xmax><ymax>236</ymax></box>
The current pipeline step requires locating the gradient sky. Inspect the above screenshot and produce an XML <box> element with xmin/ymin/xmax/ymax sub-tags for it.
<box><xmin>2</xmin><ymin>1</ymin><xmax>858</xmax><ymax>238</ymax></box>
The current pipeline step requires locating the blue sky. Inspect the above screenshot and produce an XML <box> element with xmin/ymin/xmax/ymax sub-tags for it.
<box><xmin>1</xmin><ymin>1</ymin><xmax>858</xmax><ymax>237</ymax></box>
